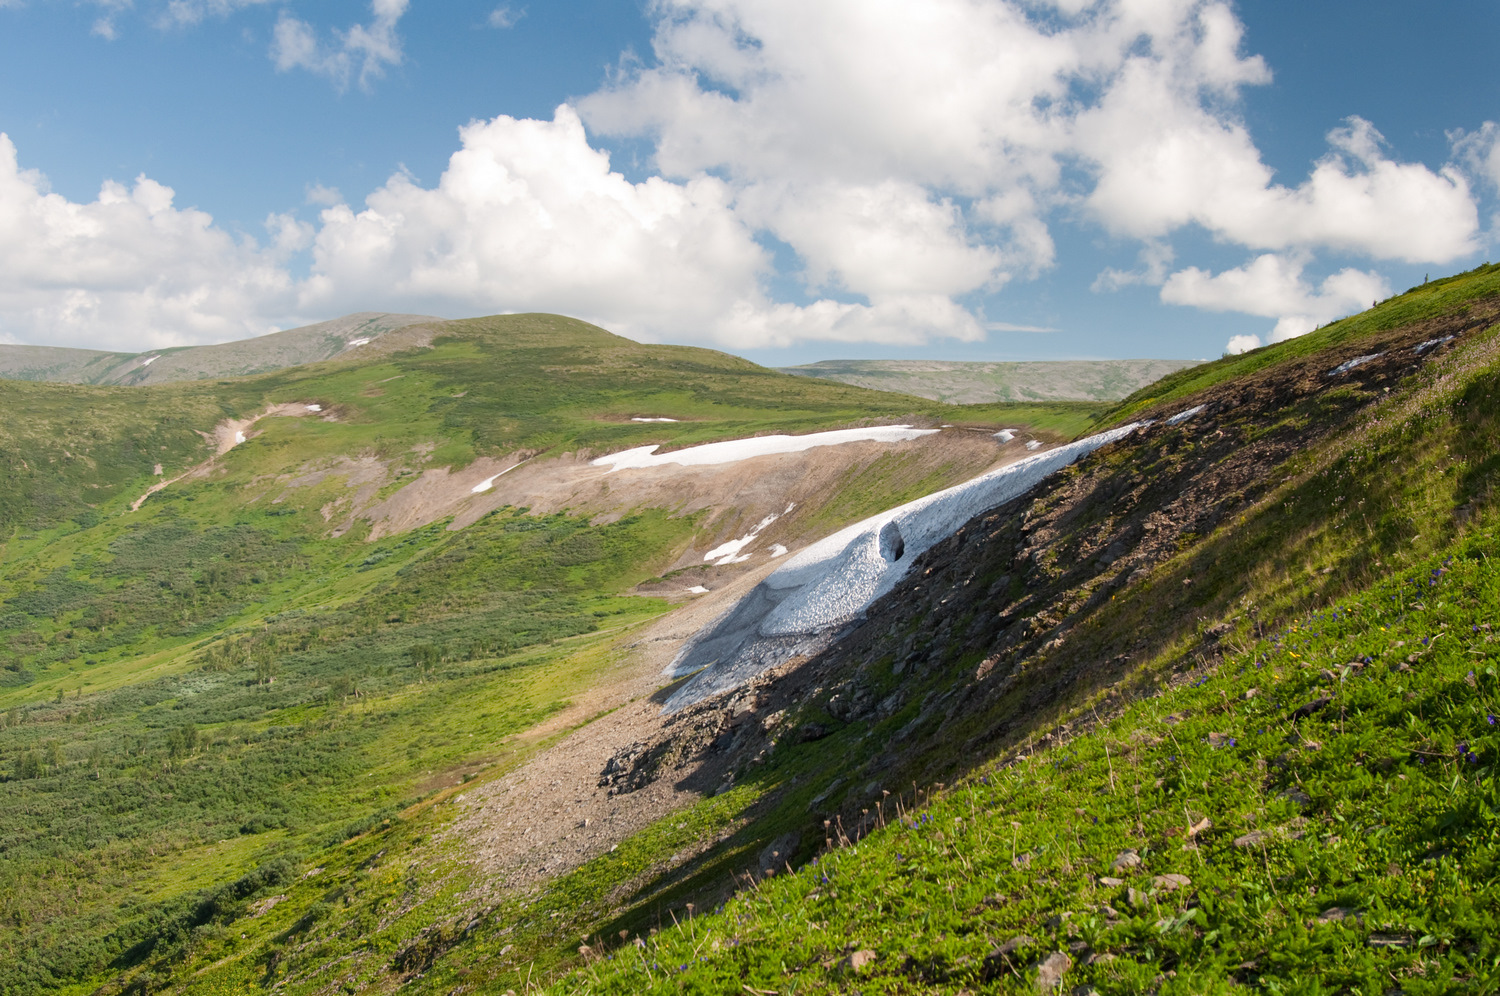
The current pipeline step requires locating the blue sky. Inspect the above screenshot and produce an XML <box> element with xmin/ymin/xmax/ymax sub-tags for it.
<box><xmin>0</xmin><ymin>0</ymin><xmax>1496</xmax><ymax>365</ymax></box>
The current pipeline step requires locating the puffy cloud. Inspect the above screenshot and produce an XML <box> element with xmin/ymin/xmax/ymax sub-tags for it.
<box><xmin>295</xmin><ymin>107</ymin><xmax>985</xmax><ymax>348</ymax></box>
<box><xmin>1161</xmin><ymin>253</ymin><xmax>1389</xmax><ymax>349</ymax></box>
<box><xmin>297</xmin><ymin>107</ymin><xmax>767</xmax><ymax>334</ymax></box>
<box><xmin>271</xmin><ymin>0</ymin><xmax>408</xmax><ymax>91</ymax></box>
<box><xmin>0</xmin><ymin>133</ymin><xmax>295</xmax><ymax>350</ymax></box>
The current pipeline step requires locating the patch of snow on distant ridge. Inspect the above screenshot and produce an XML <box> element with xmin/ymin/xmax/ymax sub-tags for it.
<box><xmin>1328</xmin><ymin>353</ymin><xmax>1382</xmax><ymax>376</ymax></box>
<box><xmin>347</xmin><ymin>338</ymin><xmax>372</xmax><ymax>347</ymax></box>
<box><xmin>1415</xmin><ymin>336</ymin><xmax>1455</xmax><ymax>354</ymax></box>
<box><xmin>591</xmin><ymin>426</ymin><xmax>937</xmax><ymax>472</ymax></box>
<box><xmin>631</xmin><ymin>417</ymin><xmax>679</xmax><ymax>422</ymax></box>
<box><xmin>140</xmin><ymin>355</ymin><xmax>159</xmax><ymax>367</ymax></box>
<box><xmin>1165</xmin><ymin>405</ymin><xmax>1206</xmax><ymax>425</ymax></box>
<box><xmin>686</xmin><ymin>585</ymin><xmax>710</xmax><ymax>594</ymax></box>
<box><xmin>662</xmin><ymin>423</ymin><xmax>1143</xmax><ymax>711</ymax></box>
<box><xmin>768</xmin><ymin>544</ymin><xmax>789</xmax><ymax>558</ymax></box>
<box><xmin>305</xmin><ymin>404</ymin><xmax>322</xmax><ymax>412</ymax></box>
<box><xmin>234</xmin><ymin>431</ymin><xmax>246</xmax><ymax>444</ymax></box>
<box><xmin>994</xmin><ymin>429</ymin><xmax>1016</xmax><ymax>442</ymax></box>
<box><xmin>1025</xmin><ymin>440</ymin><xmax>1044</xmax><ymax>451</ymax></box>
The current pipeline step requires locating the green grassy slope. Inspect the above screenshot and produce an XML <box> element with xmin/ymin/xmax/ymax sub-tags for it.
<box><xmin>555</xmin><ymin>540</ymin><xmax>1500</xmax><ymax>995</ymax></box>
<box><xmin>0</xmin><ymin>313</ymin><xmax>1084</xmax><ymax>995</ymax></box>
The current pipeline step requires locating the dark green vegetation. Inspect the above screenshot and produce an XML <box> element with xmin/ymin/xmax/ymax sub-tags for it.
<box><xmin>781</xmin><ymin>358</ymin><xmax>1200</xmax><ymax>405</ymax></box>
<box><xmin>0</xmin><ymin>313</ymin><xmax>1067</xmax><ymax>995</ymax></box>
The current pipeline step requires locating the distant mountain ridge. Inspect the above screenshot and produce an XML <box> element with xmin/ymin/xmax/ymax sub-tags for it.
<box><xmin>0</xmin><ymin>312</ymin><xmax>440</xmax><ymax>385</ymax></box>
<box><xmin>779</xmin><ymin>357</ymin><xmax>1202</xmax><ymax>403</ymax></box>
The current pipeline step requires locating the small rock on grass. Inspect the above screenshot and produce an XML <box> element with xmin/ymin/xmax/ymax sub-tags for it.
<box><xmin>1153</xmin><ymin>873</ymin><xmax>1191</xmax><ymax>890</ymax></box>
<box><xmin>849</xmin><ymin>949</ymin><xmax>877</xmax><ymax>971</ymax></box>
<box><xmin>1098</xmin><ymin>876</ymin><xmax>1124</xmax><ymax>887</ymax></box>
<box><xmin>1316</xmin><ymin>907</ymin><xmax>1362</xmax><ymax>924</ymax></box>
<box><xmin>1127</xmin><ymin>887</ymin><xmax>1151</xmax><ymax>910</ymax></box>
<box><xmin>1111</xmin><ymin>849</ymin><xmax>1142</xmax><ymax>872</ymax></box>
<box><xmin>1234</xmin><ymin>830</ymin><xmax>1267</xmax><ymax>848</ymax></box>
<box><xmin>1035</xmin><ymin>951</ymin><xmax>1072</xmax><ymax>991</ymax></box>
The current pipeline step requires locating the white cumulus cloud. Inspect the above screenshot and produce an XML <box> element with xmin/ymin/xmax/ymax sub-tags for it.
<box><xmin>1161</xmin><ymin>253</ymin><xmax>1390</xmax><ymax>349</ymax></box>
<box><xmin>0</xmin><ymin>133</ymin><xmax>295</xmax><ymax>351</ymax></box>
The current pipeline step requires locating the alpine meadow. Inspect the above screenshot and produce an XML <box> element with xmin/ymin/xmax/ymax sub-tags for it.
<box><xmin>0</xmin><ymin>261</ymin><xmax>1493</xmax><ymax>996</ymax></box>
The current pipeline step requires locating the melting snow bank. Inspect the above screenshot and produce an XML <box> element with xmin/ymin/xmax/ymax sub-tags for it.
<box><xmin>631</xmin><ymin>416</ymin><xmax>679</xmax><ymax>422</ymax></box>
<box><xmin>662</xmin><ymin>422</ymin><xmax>1143</xmax><ymax>711</ymax></box>
<box><xmin>591</xmin><ymin>425</ymin><xmax>937</xmax><ymax>472</ymax></box>
<box><xmin>1329</xmin><ymin>353</ymin><xmax>1382</xmax><ymax>376</ymax></box>
<box><xmin>1166</xmin><ymin>405</ymin><xmax>1206</xmax><ymax>425</ymax></box>
<box><xmin>702</xmin><ymin>505</ymin><xmax>794</xmax><ymax>565</ymax></box>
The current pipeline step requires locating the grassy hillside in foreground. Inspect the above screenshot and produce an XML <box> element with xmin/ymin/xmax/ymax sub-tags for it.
<box><xmin>553</xmin><ymin>541</ymin><xmax>1500</xmax><ymax>994</ymax></box>
<box><xmin>780</xmin><ymin>358</ymin><xmax>1202</xmax><ymax>404</ymax></box>
<box><xmin>0</xmin><ymin>313</ymin><xmax>1090</xmax><ymax>995</ymax></box>
<box><xmin>513</xmin><ymin>268</ymin><xmax>1500</xmax><ymax>994</ymax></box>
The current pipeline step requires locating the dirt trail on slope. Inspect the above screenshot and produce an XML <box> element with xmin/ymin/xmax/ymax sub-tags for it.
<box><xmin>445</xmin><ymin>561</ymin><xmax>780</xmax><ymax>900</ymax></box>
<box><xmin>130</xmin><ymin>403</ymin><xmax>325</xmax><ymax>511</ymax></box>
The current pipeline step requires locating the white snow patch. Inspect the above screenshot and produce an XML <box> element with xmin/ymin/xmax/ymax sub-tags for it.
<box><xmin>994</xmin><ymin>429</ymin><xmax>1017</xmax><ymax>443</ymax></box>
<box><xmin>1415</xmin><ymin>336</ymin><xmax>1455</xmax><ymax>354</ymax></box>
<box><xmin>305</xmin><ymin>404</ymin><xmax>322</xmax><ymax>412</ymax></box>
<box><xmin>139</xmin><ymin>355</ymin><xmax>159</xmax><ymax>367</ymax></box>
<box><xmin>702</xmin><ymin>511</ymin><xmax>785</xmax><ymax>565</ymax></box>
<box><xmin>471</xmin><ymin>462</ymin><xmax>522</xmax><ymax>493</ymax></box>
<box><xmin>1166</xmin><ymin>405</ymin><xmax>1206</xmax><ymax>425</ymax></box>
<box><xmin>1025</xmin><ymin>440</ymin><xmax>1044</xmax><ymax>451</ymax></box>
<box><xmin>347</xmin><ymin>338</ymin><xmax>372</xmax><ymax>347</ymax></box>
<box><xmin>686</xmin><ymin>585</ymin><xmax>710</xmax><ymax>594</ymax></box>
<box><xmin>591</xmin><ymin>426</ymin><xmax>937</xmax><ymax>472</ymax></box>
<box><xmin>663</xmin><ymin>423</ymin><xmax>1143</xmax><ymax>711</ymax></box>
<box><xmin>234</xmin><ymin>431</ymin><xmax>246</xmax><ymax>445</ymax></box>
<box><xmin>1328</xmin><ymin>353</ymin><xmax>1382</xmax><ymax>376</ymax></box>
<box><xmin>768</xmin><ymin>544</ymin><xmax>789</xmax><ymax>558</ymax></box>
<box><xmin>631</xmin><ymin>417</ymin><xmax>679</xmax><ymax>422</ymax></box>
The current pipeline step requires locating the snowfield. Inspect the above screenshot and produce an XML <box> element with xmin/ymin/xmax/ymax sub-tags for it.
<box><xmin>591</xmin><ymin>426</ymin><xmax>938</xmax><ymax>472</ymax></box>
<box><xmin>663</xmin><ymin>423</ymin><xmax>1143</xmax><ymax>711</ymax></box>
<box><xmin>1166</xmin><ymin>404</ymin><xmax>1206</xmax><ymax>425</ymax></box>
